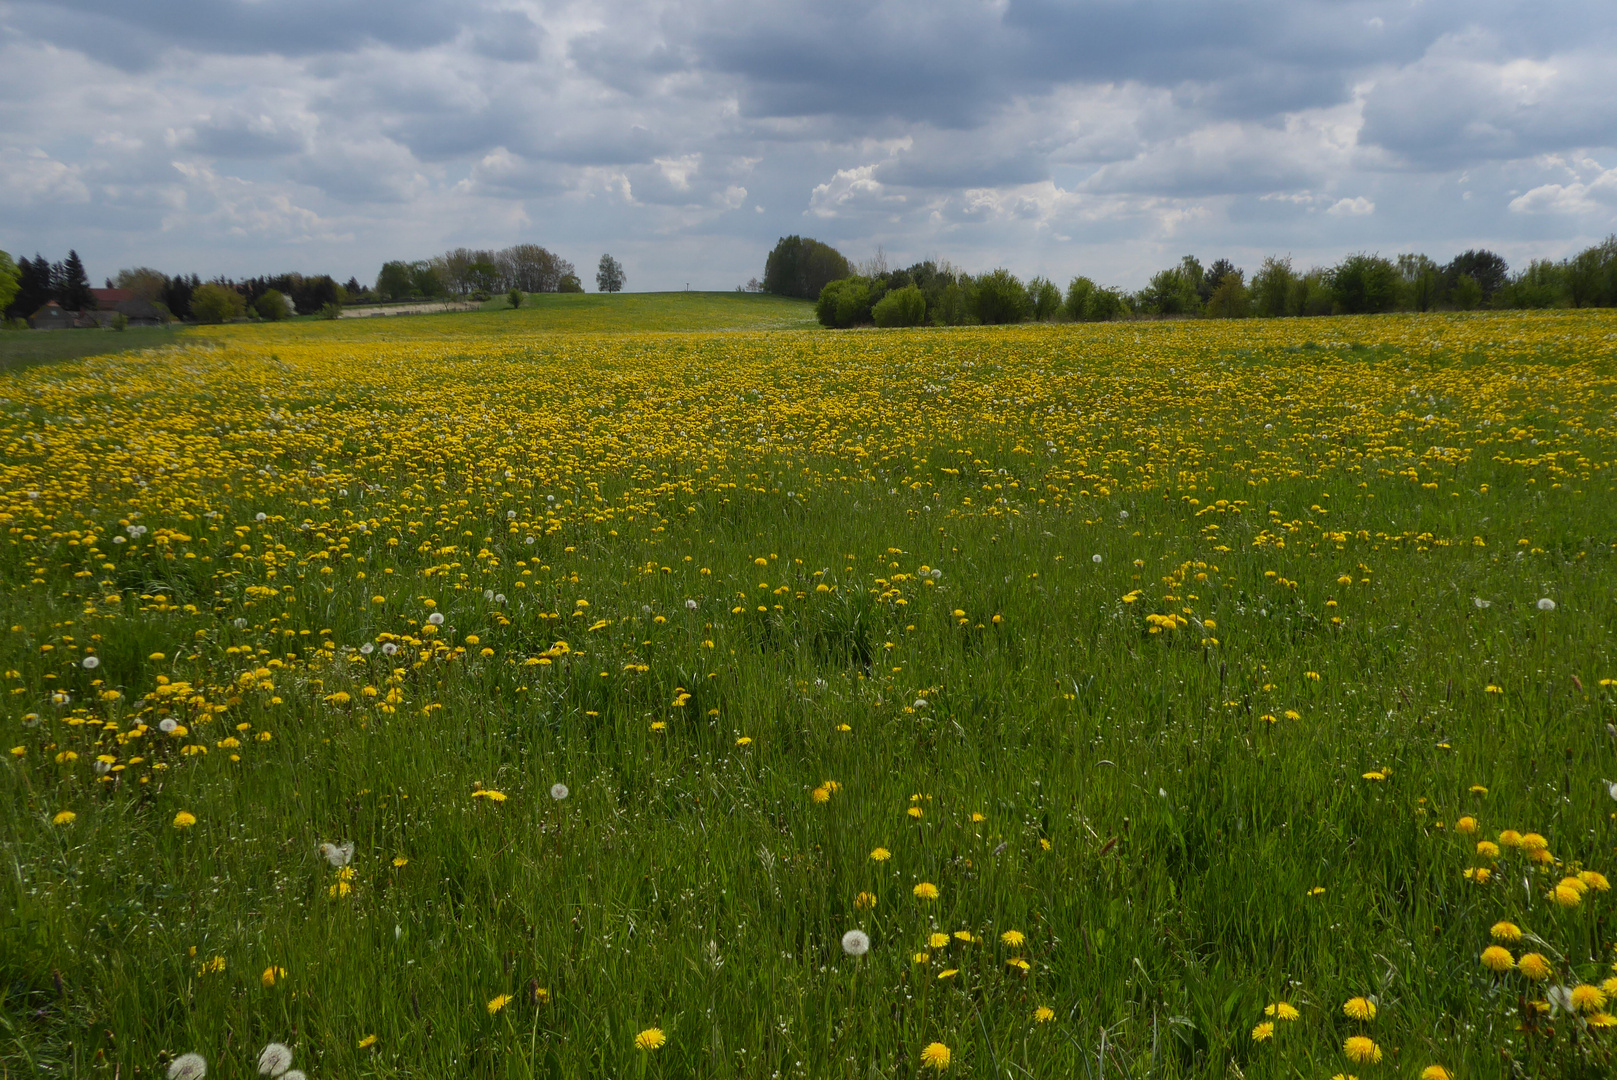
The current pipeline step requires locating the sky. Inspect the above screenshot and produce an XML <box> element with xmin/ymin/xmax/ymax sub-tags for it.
<box><xmin>1</xmin><ymin>0</ymin><xmax>1615</xmax><ymax>292</ymax></box>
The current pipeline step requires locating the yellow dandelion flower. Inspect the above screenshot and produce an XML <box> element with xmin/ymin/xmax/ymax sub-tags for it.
<box><xmin>913</xmin><ymin>952</ymin><xmax>930</xmax><ymax>964</ymax></box>
<box><xmin>855</xmin><ymin>891</ymin><xmax>876</xmax><ymax>910</ymax></box>
<box><xmin>913</xmin><ymin>882</ymin><xmax>938</xmax><ymax>901</ymax></box>
<box><xmin>1342</xmin><ymin>997</ymin><xmax>1376</xmax><ymax>1021</ymax></box>
<box><xmin>487</xmin><ymin>993</ymin><xmax>512</xmax><ymax>1015</ymax></box>
<box><xmin>1553</xmin><ymin>882</ymin><xmax>1584</xmax><ymax>907</ymax></box>
<box><xmin>870</xmin><ymin>847</ymin><xmax>891</xmax><ymax>861</ymax></box>
<box><xmin>1481</xmin><ymin>945</ymin><xmax>1515</xmax><ymax>972</ymax></box>
<box><xmin>1580</xmin><ymin>870</ymin><xmax>1611</xmax><ymax>892</ymax></box>
<box><xmin>1034</xmin><ymin>1006</ymin><xmax>1054</xmax><ymax>1023</ymax></box>
<box><xmin>1498</xmin><ymin>829</ymin><xmax>1523</xmax><ymax>847</ymax></box>
<box><xmin>1251</xmin><ymin>1022</ymin><xmax>1275</xmax><ymax>1042</ymax></box>
<box><xmin>357</xmin><ymin>1034</ymin><xmax>378</xmax><ymax>1049</ymax></box>
<box><xmin>1518</xmin><ymin>953</ymin><xmax>1553</xmax><ymax>980</ymax></box>
<box><xmin>1521</xmin><ymin>832</ymin><xmax>1549</xmax><ymax>853</ymax></box>
<box><xmin>1343</xmin><ymin>1036</ymin><xmax>1382</xmax><ymax>1064</ymax></box>
<box><xmin>261</xmin><ymin>965</ymin><xmax>285</xmax><ymax>987</ymax></box>
<box><xmin>1571</xmin><ymin>984</ymin><xmax>1608</xmax><ymax>1013</ymax></box>
<box><xmin>1000</xmin><ymin>930</ymin><xmax>1025</xmax><ymax>948</ymax></box>
<box><xmin>907</xmin><ymin>806</ymin><xmax>924</xmax><ymax>819</ymax></box>
<box><xmin>920</xmin><ymin>1042</ymin><xmax>951</xmax><ymax>1070</ymax></box>
<box><xmin>52</xmin><ymin>810</ymin><xmax>76</xmax><ymax>826</ymax></box>
<box><xmin>1491</xmin><ymin>921</ymin><xmax>1522</xmax><ymax>942</ymax></box>
<box><xmin>1476</xmin><ymin>840</ymin><xmax>1500</xmax><ymax>859</ymax></box>
<box><xmin>1455</xmin><ymin>816</ymin><xmax>1478</xmax><ymax>834</ymax></box>
<box><xmin>937</xmin><ymin>968</ymin><xmax>959</xmax><ymax>980</ymax></box>
<box><xmin>1264</xmin><ymin>1002</ymin><xmax>1300</xmax><ymax>1021</ymax></box>
<box><xmin>929</xmin><ymin>932</ymin><xmax>950</xmax><ymax>948</ymax></box>
<box><xmin>393</xmin><ymin>856</ymin><xmax>408</xmax><ymax>867</ymax></box>
<box><xmin>172</xmin><ymin>811</ymin><xmax>197</xmax><ymax>828</ymax></box>
<box><xmin>1420</xmin><ymin>1068</ymin><xmax>1452</xmax><ymax>1080</ymax></box>
<box><xmin>811</xmin><ymin>786</ymin><xmax>830</xmax><ymax>803</ymax></box>
<box><xmin>635</xmin><ymin>1027</ymin><xmax>666</xmax><ymax>1051</ymax></box>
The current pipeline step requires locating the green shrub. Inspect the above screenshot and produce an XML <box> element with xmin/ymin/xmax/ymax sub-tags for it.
<box><xmin>189</xmin><ymin>283</ymin><xmax>246</xmax><ymax>324</ymax></box>
<box><xmin>871</xmin><ymin>285</ymin><xmax>927</xmax><ymax>328</ymax></box>
<box><xmin>972</xmin><ymin>269</ymin><xmax>1031</xmax><ymax>324</ymax></box>
<box><xmin>815</xmin><ymin>277</ymin><xmax>880</xmax><ymax>328</ymax></box>
<box><xmin>253</xmin><ymin>290</ymin><xmax>288</xmax><ymax>321</ymax></box>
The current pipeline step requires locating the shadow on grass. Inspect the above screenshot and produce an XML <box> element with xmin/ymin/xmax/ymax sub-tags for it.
<box><xmin>0</xmin><ymin>326</ymin><xmax>195</xmax><ymax>373</ymax></box>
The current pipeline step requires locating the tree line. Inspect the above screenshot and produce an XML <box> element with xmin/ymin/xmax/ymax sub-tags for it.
<box><xmin>2</xmin><ymin>239</ymin><xmax>600</xmax><ymax>327</ymax></box>
<box><xmin>374</xmin><ymin>245</ymin><xmax>585</xmax><ymax>302</ymax></box>
<box><xmin>763</xmin><ymin>235</ymin><xmax>1617</xmax><ymax>327</ymax></box>
<box><xmin>0</xmin><ymin>248</ymin><xmax>368</xmax><ymax>325</ymax></box>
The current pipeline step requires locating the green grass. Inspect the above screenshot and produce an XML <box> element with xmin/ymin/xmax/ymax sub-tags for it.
<box><xmin>0</xmin><ymin>325</ymin><xmax>194</xmax><ymax>371</ymax></box>
<box><xmin>1</xmin><ymin>312</ymin><xmax>1615</xmax><ymax>1079</ymax></box>
<box><xmin>439</xmin><ymin>290</ymin><xmax>816</xmax><ymax>332</ymax></box>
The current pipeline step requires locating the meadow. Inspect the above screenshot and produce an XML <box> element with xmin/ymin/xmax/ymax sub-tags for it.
<box><xmin>1</xmin><ymin>304</ymin><xmax>1615</xmax><ymax>1080</ymax></box>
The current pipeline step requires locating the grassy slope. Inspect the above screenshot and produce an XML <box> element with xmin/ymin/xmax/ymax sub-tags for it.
<box><xmin>0</xmin><ymin>312</ymin><xmax>1614</xmax><ymax>1079</ymax></box>
<box><xmin>430</xmin><ymin>291</ymin><xmax>815</xmax><ymax>334</ymax></box>
<box><xmin>0</xmin><ymin>326</ymin><xmax>193</xmax><ymax>371</ymax></box>
<box><xmin>0</xmin><ymin>293</ymin><xmax>815</xmax><ymax>372</ymax></box>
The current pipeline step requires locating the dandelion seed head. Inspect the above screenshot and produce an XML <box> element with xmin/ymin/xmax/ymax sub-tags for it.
<box><xmin>167</xmin><ymin>1054</ymin><xmax>207</xmax><ymax>1080</ymax></box>
<box><xmin>257</xmin><ymin>1042</ymin><xmax>293</xmax><ymax>1077</ymax></box>
<box><xmin>550</xmin><ymin>783</ymin><xmax>569</xmax><ymax>801</ymax></box>
<box><xmin>841</xmin><ymin>929</ymin><xmax>870</xmax><ymax>956</ymax></box>
<box><xmin>1538</xmin><ymin>597</ymin><xmax>1556</xmax><ymax>611</ymax></box>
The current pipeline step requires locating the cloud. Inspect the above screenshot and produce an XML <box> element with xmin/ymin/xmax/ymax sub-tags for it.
<box><xmin>1509</xmin><ymin>161</ymin><xmax>1617</xmax><ymax>216</ymax></box>
<box><xmin>1327</xmin><ymin>196</ymin><xmax>1375</xmax><ymax>216</ymax></box>
<box><xmin>0</xmin><ymin>0</ymin><xmax>1613</xmax><ymax>290</ymax></box>
<box><xmin>0</xmin><ymin>148</ymin><xmax>92</xmax><ymax>204</ymax></box>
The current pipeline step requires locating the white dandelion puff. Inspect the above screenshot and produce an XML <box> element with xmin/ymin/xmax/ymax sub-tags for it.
<box><xmin>382</xmin><ymin>643</ymin><xmax>398</xmax><ymax>656</ymax></box>
<box><xmin>167</xmin><ymin>1053</ymin><xmax>208</xmax><ymax>1080</ymax></box>
<box><xmin>1473</xmin><ymin>597</ymin><xmax>1492</xmax><ymax>608</ymax></box>
<box><xmin>1092</xmin><ymin>554</ymin><xmax>1102</xmax><ymax>564</ymax></box>
<box><xmin>255</xmin><ymin>512</ymin><xmax>267</xmax><ymax>522</ymax></box>
<box><xmin>233</xmin><ymin>618</ymin><xmax>248</xmax><ymax>629</ymax></box>
<box><xmin>1604</xmin><ymin>779</ymin><xmax>1617</xmax><ymax>802</ymax></box>
<box><xmin>494</xmin><ymin>593</ymin><xmax>506</xmax><ymax>604</ymax></box>
<box><xmin>257</xmin><ymin>1042</ymin><xmax>293</xmax><ymax>1077</ymax></box>
<box><xmin>525</xmin><ymin>536</ymin><xmax>536</xmax><ymax>545</ymax></box>
<box><xmin>280</xmin><ymin>1071</ymin><xmax>306</xmax><ymax>1080</ymax></box>
<box><xmin>359</xmin><ymin>643</ymin><xmax>374</xmax><ymax>655</ymax></box>
<box><xmin>930</xmin><ymin>568</ymin><xmax>942</xmax><ymax>580</ymax></box>
<box><xmin>550</xmin><ymin>783</ymin><xmax>570</xmax><ymax>801</ymax></box>
<box><xmin>427</xmin><ymin>612</ymin><xmax>445</xmax><ymax>626</ymax></box>
<box><xmin>484</xmin><ymin>589</ymin><xmax>495</xmax><ymax>600</ymax></box>
<box><xmin>1537</xmin><ymin>598</ymin><xmax>1556</xmax><ymax>611</ymax></box>
<box><xmin>841</xmin><ymin>930</ymin><xmax>870</xmax><ymax>957</ymax></box>
<box><xmin>685</xmin><ymin>599</ymin><xmax>698</xmax><ymax>610</ymax></box>
<box><xmin>506</xmin><ymin>510</ymin><xmax>517</xmax><ymax>520</ymax></box>
<box><xmin>82</xmin><ymin>655</ymin><xmax>99</xmax><ymax>669</ymax></box>
<box><xmin>913</xmin><ymin>698</ymin><xmax>929</xmax><ymax>709</ymax></box>
<box><xmin>159</xmin><ymin>718</ymin><xmax>179</xmax><ymax>734</ymax></box>
<box><xmin>318</xmin><ymin>841</ymin><xmax>355</xmax><ymax>867</ymax></box>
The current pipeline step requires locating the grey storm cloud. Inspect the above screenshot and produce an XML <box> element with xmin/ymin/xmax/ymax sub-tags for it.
<box><xmin>0</xmin><ymin>0</ymin><xmax>1613</xmax><ymax>290</ymax></box>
